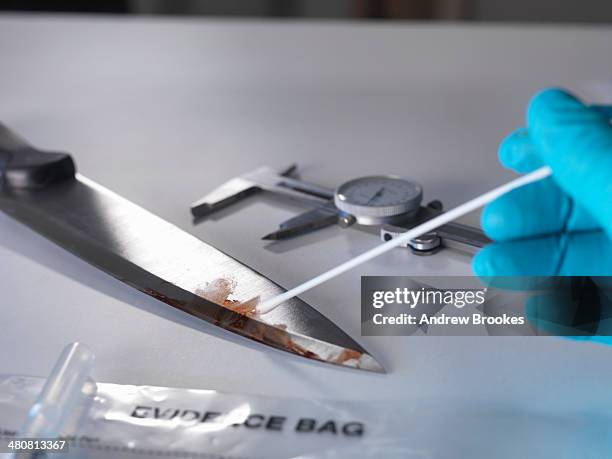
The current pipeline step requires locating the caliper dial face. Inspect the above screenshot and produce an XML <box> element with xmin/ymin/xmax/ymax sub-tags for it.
<box><xmin>334</xmin><ymin>176</ymin><xmax>423</xmax><ymax>225</ymax></box>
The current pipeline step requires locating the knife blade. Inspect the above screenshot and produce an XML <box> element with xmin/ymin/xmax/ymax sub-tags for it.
<box><xmin>0</xmin><ymin>123</ymin><xmax>383</xmax><ymax>373</ymax></box>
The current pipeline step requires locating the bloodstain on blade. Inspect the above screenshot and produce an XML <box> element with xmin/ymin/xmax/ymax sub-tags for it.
<box><xmin>195</xmin><ymin>278</ymin><xmax>321</xmax><ymax>359</ymax></box>
<box><xmin>144</xmin><ymin>288</ymin><xmax>187</xmax><ymax>308</ymax></box>
<box><xmin>145</xmin><ymin>279</ymin><xmax>366</xmax><ymax>368</ymax></box>
<box><xmin>196</xmin><ymin>278</ymin><xmax>259</xmax><ymax>316</ymax></box>
<box><xmin>334</xmin><ymin>349</ymin><xmax>363</xmax><ymax>366</ymax></box>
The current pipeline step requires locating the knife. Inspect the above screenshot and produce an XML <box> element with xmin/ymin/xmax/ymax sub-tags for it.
<box><xmin>0</xmin><ymin>123</ymin><xmax>383</xmax><ymax>373</ymax></box>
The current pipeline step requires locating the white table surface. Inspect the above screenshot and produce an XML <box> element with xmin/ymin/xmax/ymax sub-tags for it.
<box><xmin>1</xmin><ymin>14</ymin><xmax>612</xmax><ymax>455</ymax></box>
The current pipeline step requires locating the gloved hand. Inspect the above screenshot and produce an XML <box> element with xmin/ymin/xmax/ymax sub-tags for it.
<box><xmin>473</xmin><ymin>88</ymin><xmax>612</xmax><ymax>277</ymax></box>
<box><xmin>472</xmin><ymin>88</ymin><xmax>612</xmax><ymax>344</ymax></box>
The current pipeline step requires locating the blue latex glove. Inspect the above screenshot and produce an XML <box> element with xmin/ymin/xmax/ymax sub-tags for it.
<box><xmin>473</xmin><ymin>88</ymin><xmax>612</xmax><ymax>344</ymax></box>
<box><xmin>473</xmin><ymin>88</ymin><xmax>612</xmax><ymax>277</ymax></box>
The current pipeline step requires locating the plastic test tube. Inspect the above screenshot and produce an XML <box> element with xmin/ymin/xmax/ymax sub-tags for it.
<box><xmin>14</xmin><ymin>342</ymin><xmax>96</xmax><ymax>458</ymax></box>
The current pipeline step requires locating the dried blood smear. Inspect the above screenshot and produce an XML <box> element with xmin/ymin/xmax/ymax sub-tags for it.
<box><xmin>196</xmin><ymin>278</ymin><xmax>234</xmax><ymax>304</ymax></box>
<box><xmin>334</xmin><ymin>349</ymin><xmax>362</xmax><ymax>365</ymax></box>
<box><xmin>144</xmin><ymin>280</ymin><xmax>327</xmax><ymax>363</ymax></box>
<box><xmin>144</xmin><ymin>288</ymin><xmax>186</xmax><ymax>308</ymax></box>
<box><xmin>263</xmin><ymin>323</ymin><xmax>317</xmax><ymax>358</ymax></box>
<box><xmin>288</xmin><ymin>342</ymin><xmax>319</xmax><ymax>359</ymax></box>
<box><xmin>224</xmin><ymin>297</ymin><xmax>259</xmax><ymax>316</ymax></box>
<box><xmin>195</xmin><ymin>279</ymin><xmax>322</xmax><ymax>361</ymax></box>
<box><xmin>196</xmin><ymin>278</ymin><xmax>259</xmax><ymax>317</ymax></box>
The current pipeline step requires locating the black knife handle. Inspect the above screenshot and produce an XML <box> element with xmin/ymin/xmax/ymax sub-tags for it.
<box><xmin>0</xmin><ymin>123</ymin><xmax>76</xmax><ymax>190</ymax></box>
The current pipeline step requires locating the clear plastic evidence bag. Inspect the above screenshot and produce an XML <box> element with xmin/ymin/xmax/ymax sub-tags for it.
<box><xmin>1</xmin><ymin>374</ymin><xmax>610</xmax><ymax>459</ymax></box>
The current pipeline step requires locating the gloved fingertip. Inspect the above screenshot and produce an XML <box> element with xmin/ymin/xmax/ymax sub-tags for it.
<box><xmin>529</xmin><ymin>87</ymin><xmax>574</xmax><ymax>103</ymax></box>
<box><xmin>498</xmin><ymin>128</ymin><xmax>543</xmax><ymax>173</ymax></box>
<box><xmin>527</xmin><ymin>87</ymin><xmax>568</xmax><ymax>110</ymax></box>
<box><xmin>527</xmin><ymin>87</ymin><xmax>582</xmax><ymax>125</ymax></box>
<box><xmin>481</xmin><ymin>197</ymin><xmax>522</xmax><ymax>240</ymax></box>
<box><xmin>472</xmin><ymin>246</ymin><xmax>496</xmax><ymax>278</ymax></box>
<box><xmin>497</xmin><ymin>128</ymin><xmax>525</xmax><ymax>168</ymax></box>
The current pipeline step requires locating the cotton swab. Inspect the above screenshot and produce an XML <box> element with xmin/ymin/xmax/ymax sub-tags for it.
<box><xmin>256</xmin><ymin>165</ymin><xmax>552</xmax><ymax>314</ymax></box>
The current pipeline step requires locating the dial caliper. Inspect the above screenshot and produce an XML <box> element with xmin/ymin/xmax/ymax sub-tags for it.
<box><xmin>190</xmin><ymin>165</ymin><xmax>489</xmax><ymax>254</ymax></box>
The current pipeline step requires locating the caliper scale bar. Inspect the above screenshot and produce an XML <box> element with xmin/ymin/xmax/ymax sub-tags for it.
<box><xmin>191</xmin><ymin>165</ymin><xmax>490</xmax><ymax>254</ymax></box>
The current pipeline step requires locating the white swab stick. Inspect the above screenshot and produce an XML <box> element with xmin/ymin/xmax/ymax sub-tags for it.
<box><xmin>256</xmin><ymin>166</ymin><xmax>552</xmax><ymax>314</ymax></box>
